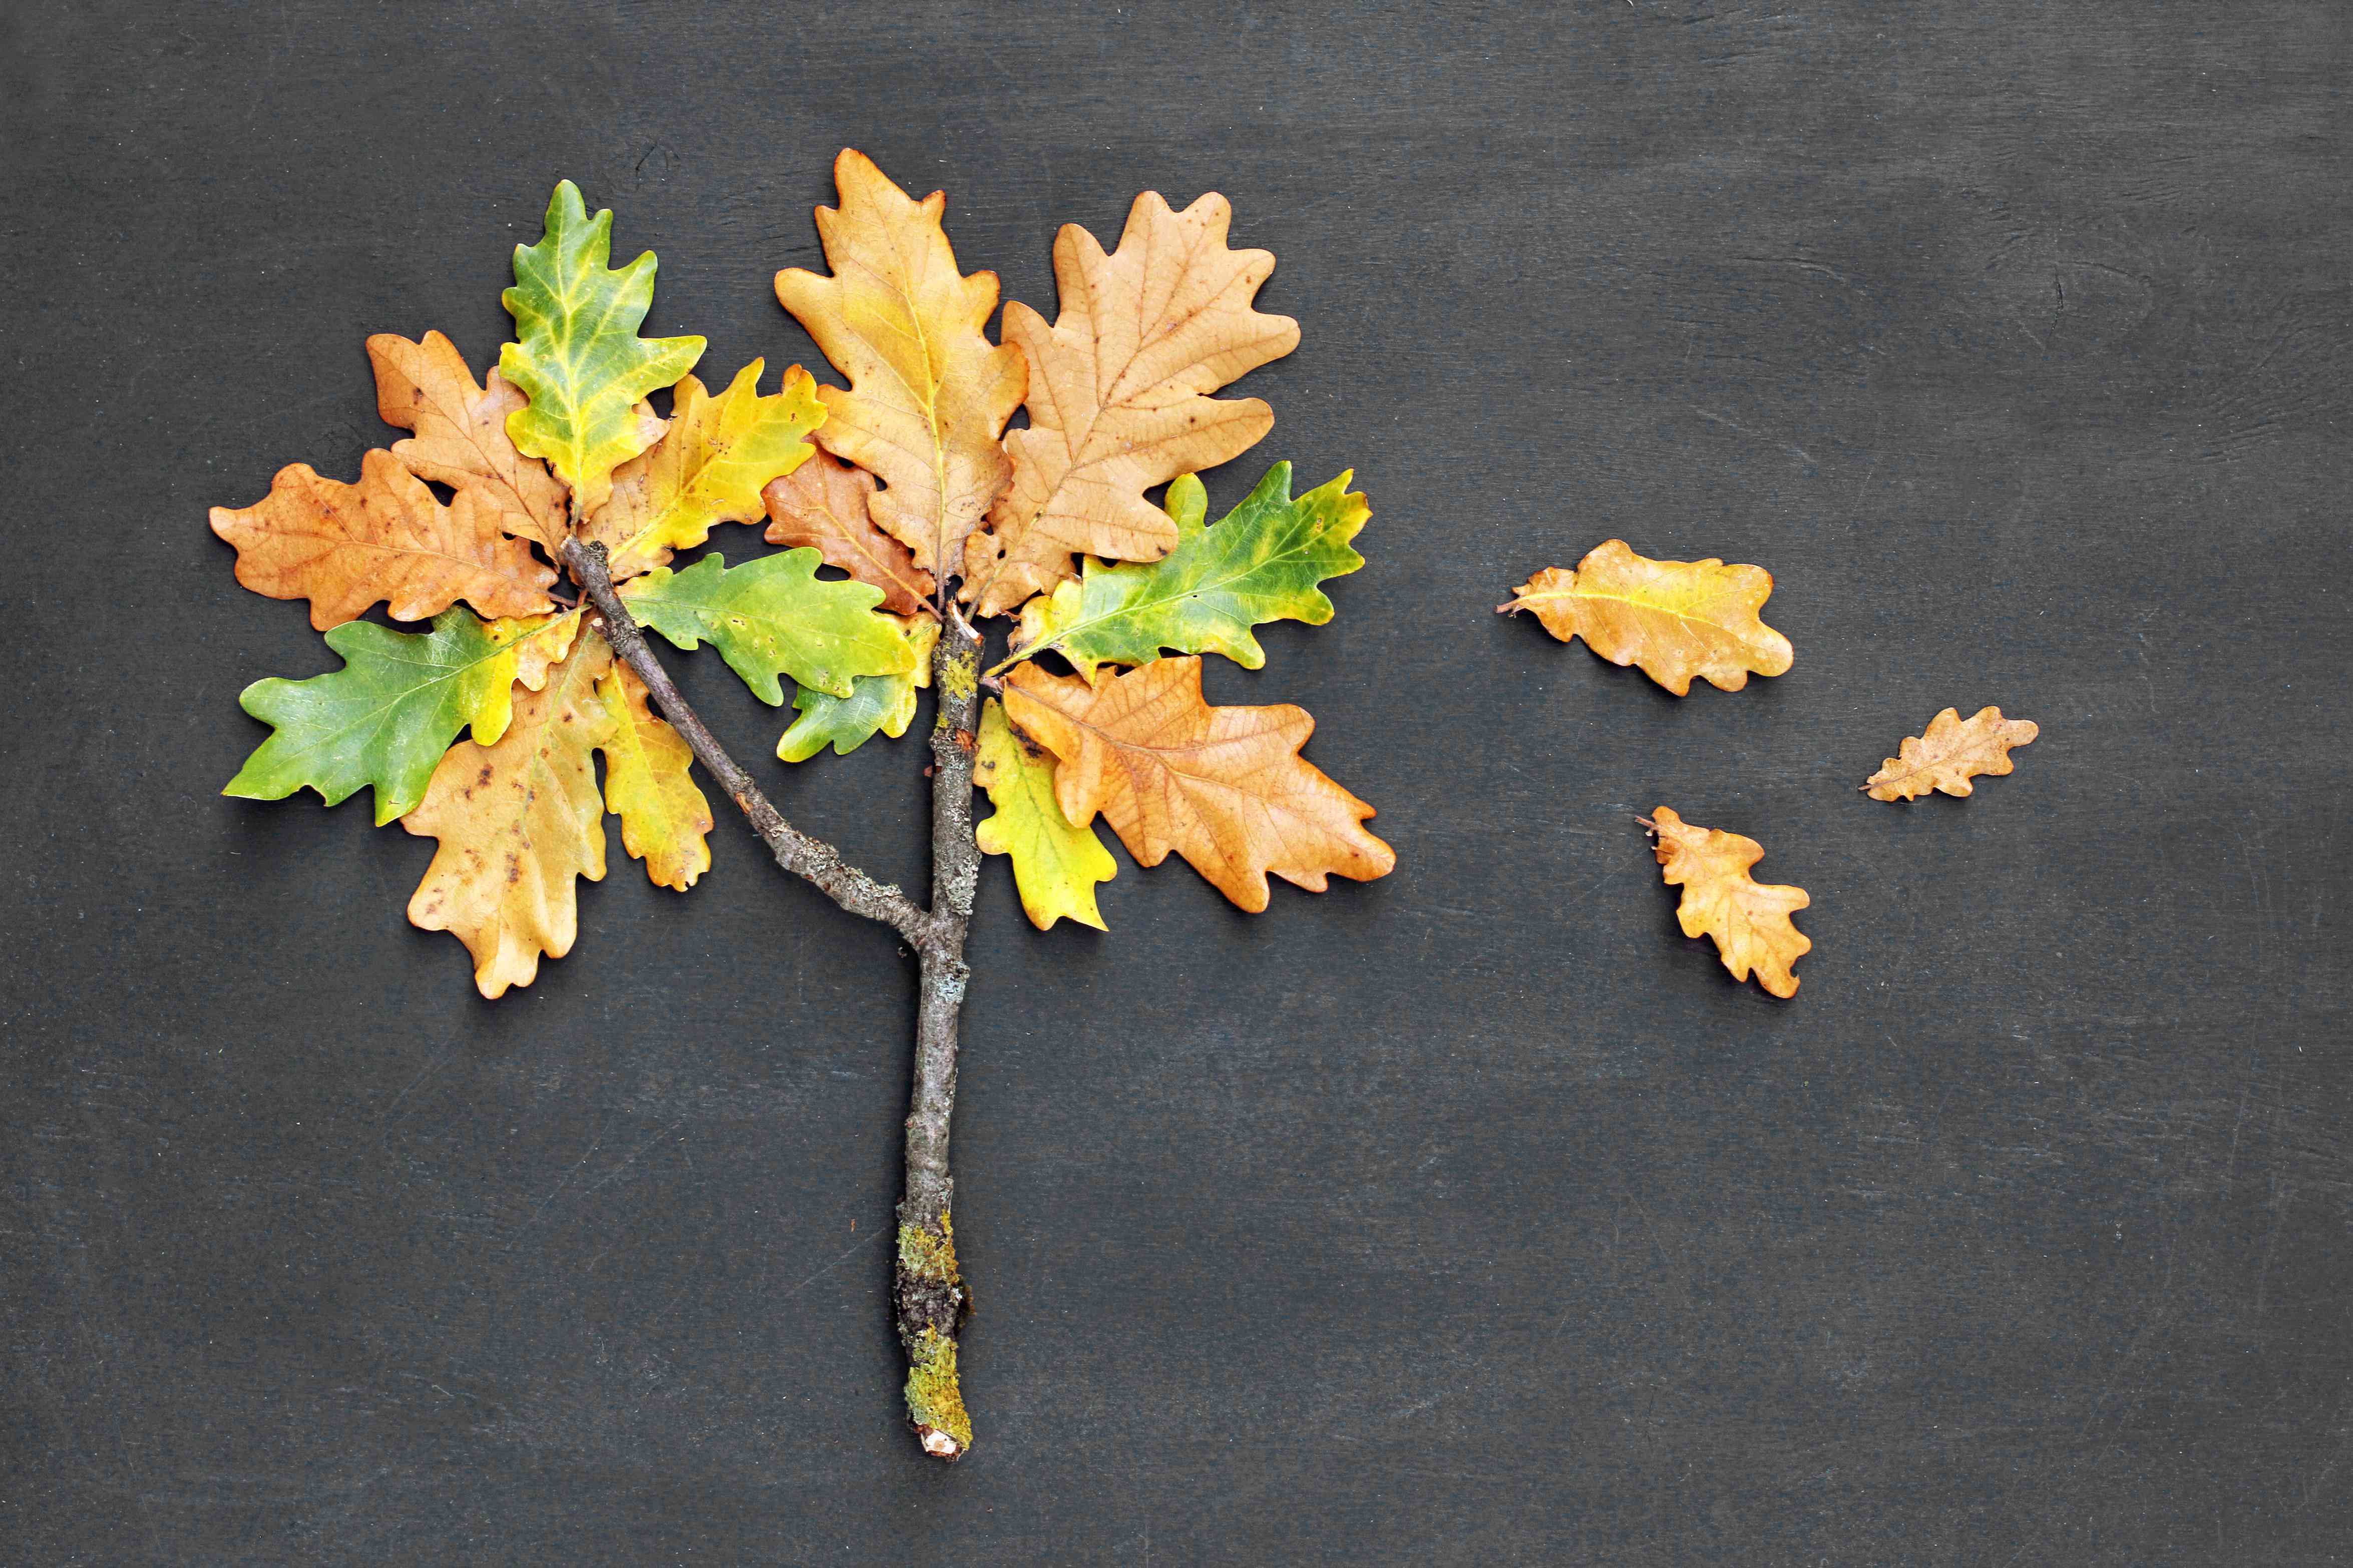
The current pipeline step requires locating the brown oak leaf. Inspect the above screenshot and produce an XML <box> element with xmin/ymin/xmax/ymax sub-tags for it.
<box><xmin>1502</xmin><ymin>541</ymin><xmax>1792</xmax><ymax>695</ymax></box>
<box><xmin>1640</xmin><ymin>807</ymin><xmax>1810</xmax><ymax>998</ymax></box>
<box><xmin>367</xmin><ymin>330</ymin><xmax>571</xmax><ymax>551</ymax></box>
<box><xmin>1001</xmin><ymin>657</ymin><xmax>1393</xmax><ymax>912</ymax></box>
<box><xmin>763</xmin><ymin>447</ymin><xmax>937</xmax><ymax>616</ymax></box>
<box><xmin>1863</xmin><ymin>706</ymin><xmax>2039</xmax><ymax>801</ymax></box>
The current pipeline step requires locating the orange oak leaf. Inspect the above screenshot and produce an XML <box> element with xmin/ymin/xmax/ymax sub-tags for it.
<box><xmin>1863</xmin><ymin>706</ymin><xmax>2040</xmax><ymax>801</ymax></box>
<box><xmin>1000</xmin><ymin>657</ymin><xmax>1394</xmax><ymax>912</ymax></box>
<box><xmin>964</xmin><ymin>191</ymin><xmax>1301</xmax><ymax>617</ymax></box>
<box><xmin>1640</xmin><ymin>807</ymin><xmax>1810</xmax><ymax>998</ymax></box>
<box><xmin>366</xmin><ymin>330</ymin><xmax>570</xmax><ymax>551</ymax></box>
<box><xmin>763</xmin><ymin>447</ymin><xmax>937</xmax><ymax>617</ymax></box>
<box><xmin>210</xmin><ymin>449</ymin><xmax>556</xmax><ymax>631</ymax></box>
<box><xmin>774</xmin><ymin>149</ymin><xmax>1026</xmax><ymax>579</ymax></box>
<box><xmin>1501</xmin><ymin>540</ymin><xmax>1792</xmax><ymax>695</ymax></box>
<box><xmin>403</xmin><ymin>632</ymin><xmax>616</xmax><ymax>998</ymax></box>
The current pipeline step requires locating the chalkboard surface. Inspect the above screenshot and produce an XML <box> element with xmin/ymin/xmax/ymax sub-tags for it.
<box><xmin>5</xmin><ymin>3</ymin><xmax>2347</xmax><ymax>1561</ymax></box>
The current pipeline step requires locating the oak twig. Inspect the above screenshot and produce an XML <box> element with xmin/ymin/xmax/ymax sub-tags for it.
<box><xmin>561</xmin><ymin>536</ymin><xmax>983</xmax><ymax>1459</ymax></box>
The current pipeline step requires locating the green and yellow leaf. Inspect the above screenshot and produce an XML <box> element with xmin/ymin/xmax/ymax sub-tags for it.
<box><xmin>209</xmin><ymin>449</ymin><xmax>555</xmax><ymax>631</ymax></box>
<box><xmin>223</xmin><ymin>608</ymin><xmax>579</xmax><ymax>825</ymax></box>
<box><xmin>586</xmin><ymin>360</ymin><xmax>827</xmax><ymax>580</ymax></box>
<box><xmin>367</xmin><ymin>330</ymin><xmax>570</xmax><ymax>551</ymax></box>
<box><xmin>597</xmin><ymin>663</ymin><xmax>713</xmax><ymax>890</ymax></box>
<box><xmin>776</xmin><ymin>617</ymin><xmax>939</xmax><ymax>762</ymax></box>
<box><xmin>500</xmin><ymin>180</ymin><xmax>706</xmax><ymax>512</ymax></box>
<box><xmin>404</xmin><ymin>634</ymin><xmax>617</xmax><ymax>998</ymax></box>
<box><xmin>620</xmin><ymin>549</ymin><xmax>916</xmax><ymax>702</ymax></box>
<box><xmin>973</xmin><ymin>697</ymin><xmax>1114</xmax><ymax>931</ymax></box>
<box><xmin>1008</xmin><ymin>465</ymin><xmax>1366</xmax><ymax>681</ymax></box>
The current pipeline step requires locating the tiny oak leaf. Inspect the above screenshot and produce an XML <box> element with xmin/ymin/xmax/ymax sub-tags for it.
<box><xmin>224</xmin><ymin>608</ymin><xmax>580</xmax><ymax>826</ymax></box>
<box><xmin>597</xmin><ymin>662</ymin><xmax>714</xmax><ymax>891</ymax></box>
<box><xmin>210</xmin><ymin>449</ymin><xmax>555</xmax><ymax>631</ymax></box>
<box><xmin>1008</xmin><ymin>464</ymin><xmax>1367</xmax><ymax>681</ymax></box>
<box><xmin>404</xmin><ymin>633</ymin><xmax>617</xmax><ymax>999</ymax></box>
<box><xmin>620</xmin><ymin>549</ymin><xmax>917</xmax><ymax>703</ymax></box>
<box><xmin>1502</xmin><ymin>540</ymin><xmax>1792</xmax><ymax>695</ymax></box>
<box><xmin>1001</xmin><ymin>657</ymin><xmax>1393</xmax><ymax>913</ymax></box>
<box><xmin>366</xmin><ymin>330</ymin><xmax>570</xmax><ymax>551</ymax></box>
<box><xmin>1864</xmin><ymin>706</ymin><xmax>2040</xmax><ymax>801</ymax></box>
<box><xmin>500</xmin><ymin>180</ymin><xmax>706</xmax><ymax>514</ymax></box>
<box><xmin>973</xmin><ymin>696</ymin><xmax>1116</xmax><ymax>931</ymax></box>
<box><xmin>1641</xmin><ymin>806</ymin><xmax>1810</xmax><ymax>998</ymax></box>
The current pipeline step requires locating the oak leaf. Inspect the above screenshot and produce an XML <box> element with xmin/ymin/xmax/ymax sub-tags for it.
<box><xmin>1009</xmin><ymin>465</ymin><xmax>1366</xmax><ymax>681</ymax></box>
<box><xmin>1001</xmin><ymin>658</ymin><xmax>1393</xmax><ymax>913</ymax></box>
<box><xmin>597</xmin><ymin>663</ymin><xmax>714</xmax><ymax>890</ymax></box>
<box><xmin>404</xmin><ymin>633</ymin><xmax>617</xmax><ymax>998</ymax></box>
<box><xmin>586</xmin><ymin>360</ymin><xmax>828</xmax><ymax>580</ymax></box>
<box><xmin>774</xmin><ymin>150</ymin><xmax>1025</xmax><ymax>578</ymax></box>
<box><xmin>973</xmin><ymin>696</ymin><xmax>1115</xmax><ymax>931</ymax></box>
<box><xmin>777</xmin><ymin>617</ymin><xmax>939</xmax><ymax>763</ymax></box>
<box><xmin>621</xmin><ymin>550</ymin><xmax>917</xmax><ymax>703</ymax></box>
<box><xmin>1863</xmin><ymin>706</ymin><xmax>2039</xmax><ymax>801</ymax></box>
<box><xmin>965</xmin><ymin>190</ymin><xmax>1300</xmax><ymax>616</ymax></box>
<box><xmin>1502</xmin><ymin>540</ymin><xmax>1792</xmax><ymax>695</ymax></box>
<box><xmin>1641</xmin><ymin>807</ymin><xmax>1810</xmax><ymax>998</ymax></box>
<box><xmin>209</xmin><ymin>450</ymin><xmax>556</xmax><ymax>631</ymax></box>
<box><xmin>366</xmin><ymin>330</ymin><xmax>570</xmax><ymax>551</ymax></box>
<box><xmin>500</xmin><ymin>180</ymin><xmax>706</xmax><ymax>513</ymax></box>
<box><xmin>763</xmin><ymin>448</ymin><xmax>937</xmax><ymax>617</ymax></box>
<box><xmin>223</xmin><ymin>609</ymin><xmax>579</xmax><ymax>825</ymax></box>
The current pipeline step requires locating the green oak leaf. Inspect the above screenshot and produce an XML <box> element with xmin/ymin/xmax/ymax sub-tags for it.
<box><xmin>223</xmin><ymin>609</ymin><xmax>573</xmax><ymax>825</ymax></box>
<box><xmin>777</xmin><ymin>619</ymin><xmax>939</xmax><ymax>762</ymax></box>
<box><xmin>622</xmin><ymin>550</ymin><xmax>916</xmax><ymax>703</ymax></box>
<box><xmin>1006</xmin><ymin>463</ymin><xmax>1369</xmax><ymax>681</ymax></box>
<box><xmin>499</xmin><ymin>180</ymin><xmax>707</xmax><ymax>510</ymax></box>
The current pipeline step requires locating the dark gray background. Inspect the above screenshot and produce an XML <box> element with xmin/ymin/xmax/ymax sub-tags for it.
<box><xmin>4</xmin><ymin>2</ymin><xmax>2347</xmax><ymax>1562</ymax></box>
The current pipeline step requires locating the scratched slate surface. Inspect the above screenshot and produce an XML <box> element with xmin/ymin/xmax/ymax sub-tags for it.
<box><xmin>4</xmin><ymin>2</ymin><xmax>2348</xmax><ymax>1561</ymax></box>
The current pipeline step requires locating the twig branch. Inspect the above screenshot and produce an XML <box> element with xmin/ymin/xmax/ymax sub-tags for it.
<box><xmin>559</xmin><ymin>537</ymin><xmax>932</xmax><ymax>947</ymax></box>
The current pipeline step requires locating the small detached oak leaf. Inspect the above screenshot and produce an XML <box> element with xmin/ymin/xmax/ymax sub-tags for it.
<box><xmin>763</xmin><ymin>448</ymin><xmax>937</xmax><ymax>617</ymax></box>
<box><xmin>500</xmin><ymin>180</ymin><xmax>706</xmax><ymax>513</ymax></box>
<box><xmin>597</xmin><ymin>663</ymin><xmax>714</xmax><ymax>891</ymax></box>
<box><xmin>1009</xmin><ymin>464</ymin><xmax>1366</xmax><ymax>682</ymax></box>
<box><xmin>966</xmin><ymin>190</ymin><xmax>1300</xmax><ymax>616</ymax></box>
<box><xmin>621</xmin><ymin>549</ymin><xmax>916</xmax><ymax>703</ymax></box>
<box><xmin>1002</xmin><ymin>657</ymin><xmax>1393</xmax><ymax>913</ymax></box>
<box><xmin>223</xmin><ymin>609</ymin><xmax>579</xmax><ymax>825</ymax></box>
<box><xmin>774</xmin><ymin>149</ymin><xmax>1025</xmax><ymax>578</ymax></box>
<box><xmin>210</xmin><ymin>449</ymin><xmax>555</xmax><ymax>631</ymax></box>
<box><xmin>1502</xmin><ymin>540</ymin><xmax>1792</xmax><ymax>695</ymax></box>
<box><xmin>1641</xmin><ymin>807</ymin><xmax>1810</xmax><ymax>998</ymax></box>
<box><xmin>973</xmin><ymin>696</ymin><xmax>1115</xmax><ymax>931</ymax></box>
<box><xmin>405</xmin><ymin>633</ymin><xmax>618</xmax><ymax>998</ymax></box>
<box><xmin>1864</xmin><ymin>706</ymin><xmax>2040</xmax><ymax>801</ymax></box>
<box><xmin>586</xmin><ymin>360</ymin><xmax>828</xmax><ymax>581</ymax></box>
<box><xmin>777</xmin><ymin>617</ymin><xmax>939</xmax><ymax>763</ymax></box>
<box><xmin>366</xmin><ymin>330</ymin><xmax>570</xmax><ymax>551</ymax></box>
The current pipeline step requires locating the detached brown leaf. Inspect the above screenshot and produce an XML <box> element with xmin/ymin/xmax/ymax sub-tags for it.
<box><xmin>1001</xmin><ymin>657</ymin><xmax>1393</xmax><ymax>912</ymax></box>
<box><xmin>1502</xmin><ymin>540</ymin><xmax>1792</xmax><ymax>695</ymax></box>
<box><xmin>210</xmin><ymin>450</ymin><xmax>556</xmax><ymax>631</ymax></box>
<box><xmin>774</xmin><ymin>149</ymin><xmax>1026</xmax><ymax>578</ymax></box>
<box><xmin>403</xmin><ymin>633</ymin><xmax>616</xmax><ymax>999</ymax></box>
<box><xmin>965</xmin><ymin>191</ymin><xmax>1301</xmax><ymax>616</ymax></box>
<box><xmin>1641</xmin><ymin>807</ymin><xmax>1810</xmax><ymax>998</ymax></box>
<box><xmin>367</xmin><ymin>331</ymin><xmax>570</xmax><ymax>551</ymax></box>
<box><xmin>1864</xmin><ymin>706</ymin><xmax>2040</xmax><ymax>801</ymax></box>
<box><xmin>763</xmin><ymin>447</ymin><xmax>937</xmax><ymax>616</ymax></box>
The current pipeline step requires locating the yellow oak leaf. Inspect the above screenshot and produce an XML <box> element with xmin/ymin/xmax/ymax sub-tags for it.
<box><xmin>366</xmin><ymin>330</ymin><xmax>570</xmax><ymax>551</ymax></box>
<box><xmin>773</xmin><ymin>149</ymin><xmax>1026</xmax><ymax>579</ymax></box>
<box><xmin>1641</xmin><ymin>807</ymin><xmax>1810</xmax><ymax>998</ymax></box>
<box><xmin>763</xmin><ymin>447</ymin><xmax>937</xmax><ymax>617</ymax></box>
<box><xmin>1501</xmin><ymin>540</ymin><xmax>1792</xmax><ymax>695</ymax></box>
<box><xmin>211</xmin><ymin>450</ymin><xmax>556</xmax><ymax>631</ymax></box>
<box><xmin>973</xmin><ymin>697</ymin><xmax>1115</xmax><ymax>931</ymax></box>
<box><xmin>1864</xmin><ymin>706</ymin><xmax>2040</xmax><ymax>801</ymax></box>
<box><xmin>963</xmin><ymin>191</ymin><xmax>1300</xmax><ymax>616</ymax></box>
<box><xmin>403</xmin><ymin>633</ymin><xmax>616</xmax><ymax>998</ymax></box>
<box><xmin>596</xmin><ymin>663</ymin><xmax>713</xmax><ymax>890</ymax></box>
<box><xmin>1001</xmin><ymin>657</ymin><xmax>1393</xmax><ymax>913</ymax></box>
<box><xmin>586</xmin><ymin>360</ymin><xmax>827</xmax><ymax>581</ymax></box>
